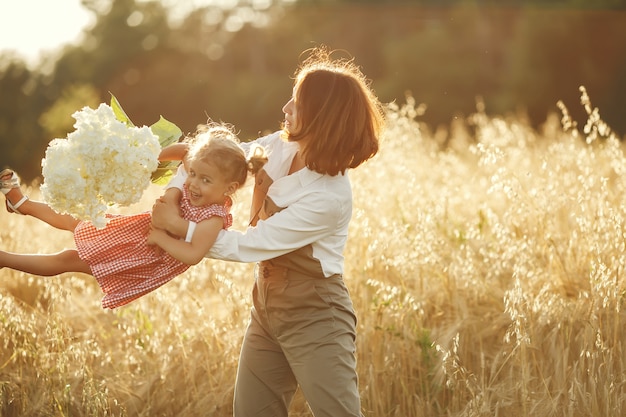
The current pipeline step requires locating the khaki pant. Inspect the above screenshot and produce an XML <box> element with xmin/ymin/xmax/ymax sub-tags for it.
<box><xmin>233</xmin><ymin>263</ymin><xmax>362</xmax><ymax>417</ymax></box>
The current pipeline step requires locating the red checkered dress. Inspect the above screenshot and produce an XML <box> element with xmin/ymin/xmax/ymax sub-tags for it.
<box><xmin>74</xmin><ymin>188</ymin><xmax>232</xmax><ymax>309</ymax></box>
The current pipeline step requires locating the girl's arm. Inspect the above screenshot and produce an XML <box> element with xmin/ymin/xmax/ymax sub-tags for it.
<box><xmin>146</xmin><ymin>216</ymin><xmax>224</xmax><ymax>265</ymax></box>
<box><xmin>160</xmin><ymin>187</ymin><xmax>182</xmax><ymax>207</ymax></box>
<box><xmin>158</xmin><ymin>142</ymin><xmax>189</xmax><ymax>161</ymax></box>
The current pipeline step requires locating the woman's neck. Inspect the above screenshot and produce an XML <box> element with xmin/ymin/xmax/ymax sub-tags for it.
<box><xmin>289</xmin><ymin>151</ymin><xmax>306</xmax><ymax>174</ymax></box>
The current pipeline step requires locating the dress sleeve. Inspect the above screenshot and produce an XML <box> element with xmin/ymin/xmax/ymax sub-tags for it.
<box><xmin>186</xmin><ymin>201</ymin><xmax>233</xmax><ymax>230</ymax></box>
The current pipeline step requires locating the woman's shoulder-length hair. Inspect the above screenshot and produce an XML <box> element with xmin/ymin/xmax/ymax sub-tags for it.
<box><xmin>286</xmin><ymin>47</ymin><xmax>385</xmax><ymax>176</ymax></box>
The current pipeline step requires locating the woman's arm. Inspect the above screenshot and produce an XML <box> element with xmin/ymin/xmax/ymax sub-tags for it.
<box><xmin>208</xmin><ymin>190</ymin><xmax>345</xmax><ymax>262</ymax></box>
<box><xmin>152</xmin><ymin>131</ymin><xmax>281</xmax><ymax>244</ymax></box>
<box><xmin>147</xmin><ymin>216</ymin><xmax>224</xmax><ymax>265</ymax></box>
<box><xmin>151</xmin><ymin>193</ymin><xmax>339</xmax><ymax>263</ymax></box>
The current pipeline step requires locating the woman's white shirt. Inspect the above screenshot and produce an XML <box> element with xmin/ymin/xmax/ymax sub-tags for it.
<box><xmin>209</xmin><ymin>131</ymin><xmax>352</xmax><ymax>277</ymax></box>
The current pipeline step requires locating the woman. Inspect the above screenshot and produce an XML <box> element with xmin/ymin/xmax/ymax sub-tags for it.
<box><xmin>152</xmin><ymin>46</ymin><xmax>385</xmax><ymax>417</ymax></box>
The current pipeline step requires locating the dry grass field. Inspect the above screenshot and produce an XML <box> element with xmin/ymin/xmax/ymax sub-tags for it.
<box><xmin>1</xmin><ymin>89</ymin><xmax>624</xmax><ymax>416</ymax></box>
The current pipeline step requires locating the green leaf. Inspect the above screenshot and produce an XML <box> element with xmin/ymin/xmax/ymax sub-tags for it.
<box><xmin>149</xmin><ymin>116</ymin><xmax>183</xmax><ymax>184</ymax></box>
<box><xmin>110</xmin><ymin>93</ymin><xmax>135</xmax><ymax>127</ymax></box>
<box><xmin>150</xmin><ymin>115</ymin><xmax>183</xmax><ymax>148</ymax></box>
<box><xmin>109</xmin><ymin>93</ymin><xmax>184</xmax><ymax>185</ymax></box>
<box><xmin>151</xmin><ymin>161</ymin><xmax>180</xmax><ymax>185</ymax></box>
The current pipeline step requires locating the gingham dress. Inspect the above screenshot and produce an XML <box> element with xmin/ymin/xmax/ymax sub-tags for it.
<box><xmin>74</xmin><ymin>187</ymin><xmax>232</xmax><ymax>309</ymax></box>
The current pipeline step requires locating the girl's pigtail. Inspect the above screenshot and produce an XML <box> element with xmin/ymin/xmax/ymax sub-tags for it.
<box><xmin>247</xmin><ymin>144</ymin><xmax>268</xmax><ymax>175</ymax></box>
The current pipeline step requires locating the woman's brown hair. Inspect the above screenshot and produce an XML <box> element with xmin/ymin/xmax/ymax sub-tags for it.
<box><xmin>285</xmin><ymin>46</ymin><xmax>385</xmax><ymax>176</ymax></box>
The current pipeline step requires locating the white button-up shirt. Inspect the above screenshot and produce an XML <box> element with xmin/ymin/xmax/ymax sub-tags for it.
<box><xmin>207</xmin><ymin>131</ymin><xmax>353</xmax><ymax>277</ymax></box>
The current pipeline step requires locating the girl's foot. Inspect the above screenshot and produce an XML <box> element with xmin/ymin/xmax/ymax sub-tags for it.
<box><xmin>0</xmin><ymin>169</ymin><xmax>28</xmax><ymax>214</ymax></box>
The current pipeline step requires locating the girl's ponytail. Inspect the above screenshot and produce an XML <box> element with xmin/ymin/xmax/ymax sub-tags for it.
<box><xmin>247</xmin><ymin>144</ymin><xmax>268</xmax><ymax>175</ymax></box>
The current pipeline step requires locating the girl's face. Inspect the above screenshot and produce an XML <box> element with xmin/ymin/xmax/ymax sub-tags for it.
<box><xmin>184</xmin><ymin>158</ymin><xmax>237</xmax><ymax>207</ymax></box>
<box><xmin>282</xmin><ymin>87</ymin><xmax>300</xmax><ymax>135</ymax></box>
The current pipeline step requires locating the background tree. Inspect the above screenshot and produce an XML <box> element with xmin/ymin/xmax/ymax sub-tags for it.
<box><xmin>1</xmin><ymin>0</ymin><xmax>626</xmax><ymax>181</ymax></box>
<box><xmin>0</xmin><ymin>57</ymin><xmax>50</xmax><ymax>181</ymax></box>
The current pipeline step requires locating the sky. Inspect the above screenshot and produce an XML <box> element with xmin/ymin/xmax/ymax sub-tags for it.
<box><xmin>0</xmin><ymin>0</ymin><xmax>95</xmax><ymax>65</ymax></box>
<box><xmin>0</xmin><ymin>0</ymin><xmax>232</xmax><ymax>66</ymax></box>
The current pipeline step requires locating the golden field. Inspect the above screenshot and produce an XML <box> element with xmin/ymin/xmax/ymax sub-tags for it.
<box><xmin>1</xmin><ymin>90</ymin><xmax>624</xmax><ymax>416</ymax></box>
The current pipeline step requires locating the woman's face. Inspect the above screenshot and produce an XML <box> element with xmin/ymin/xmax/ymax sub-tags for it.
<box><xmin>282</xmin><ymin>87</ymin><xmax>300</xmax><ymax>135</ymax></box>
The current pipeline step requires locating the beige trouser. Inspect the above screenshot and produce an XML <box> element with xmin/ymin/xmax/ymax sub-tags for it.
<box><xmin>233</xmin><ymin>262</ymin><xmax>362</xmax><ymax>417</ymax></box>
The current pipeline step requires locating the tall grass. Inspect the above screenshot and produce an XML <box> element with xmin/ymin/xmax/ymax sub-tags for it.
<box><xmin>1</xmin><ymin>88</ymin><xmax>624</xmax><ymax>416</ymax></box>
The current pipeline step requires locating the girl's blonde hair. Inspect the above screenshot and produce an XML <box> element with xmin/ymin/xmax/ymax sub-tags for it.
<box><xmin>284</xmin><ymin>45</ymin><xmax>385</xmax><ymax>176</ymax></box>
<box><xmin>187</xmin><ymin>123</ymin><xmax>267</xmax><ymax>186</ymax></box>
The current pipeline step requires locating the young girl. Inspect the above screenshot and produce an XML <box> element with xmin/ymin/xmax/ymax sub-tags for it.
<box><xmin>0</xmin><ymin>123</ymin><xmax>266</xmax><ymax>309</ymax></box>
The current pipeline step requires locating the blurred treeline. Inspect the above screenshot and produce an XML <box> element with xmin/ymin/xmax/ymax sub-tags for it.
<box><xmin>2</xmin><ymin>0</ymin><xmax>626</xmax><ymax>181</ymax></box>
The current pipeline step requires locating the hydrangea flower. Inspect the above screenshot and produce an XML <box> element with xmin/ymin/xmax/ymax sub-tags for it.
<box><xmin>41</xmin><ymin>103</ymin><xmax>161</xmax><ymax>229</ymax></box>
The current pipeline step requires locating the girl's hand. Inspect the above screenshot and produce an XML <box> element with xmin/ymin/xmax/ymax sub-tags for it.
<box><xmin>146</xmin><ymin>225</ymin><xmax>166</xmax><ymax>256</ymax></box>
<box><xmin>151</xmin><ymin>197</ymin><xmax>180</xmax><ymax>230</ymax></box>
<box><xmin>147</xmin><ymin>225</ymin><xmax>165</xmax><ymax>246</ymax></box>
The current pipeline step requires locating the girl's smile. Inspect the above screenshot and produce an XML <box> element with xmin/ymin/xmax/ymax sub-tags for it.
<box><xmin>187</xmin><ymin>189</ymin><xmax>203</xmax><ymax>203</ymax></box>
<box><xmin>184</xmin><ymin>159</ymin><xmax>234</xmax><ymax>207</ymax></box>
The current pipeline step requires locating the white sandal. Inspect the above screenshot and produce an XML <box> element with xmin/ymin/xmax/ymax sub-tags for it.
<box><xmin>6</xmin><ymin>195</ymin><xmax>28</xmax><ymax>214</ymax></box>
<box><xmin>0</xmin><ymin>169</ymin><xmax>20</xmax><ymax>194</ymax></box>
<box><xmin>1</xmin><ymin>168</ymin><xmax>28</xmax><ymax>214</ymax></box>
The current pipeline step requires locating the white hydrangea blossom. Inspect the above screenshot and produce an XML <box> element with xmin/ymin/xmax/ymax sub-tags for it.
<box><xmin>41</xmin><ymin>103</ymin><xmax>161</xmax><ymax>229</ymax></box>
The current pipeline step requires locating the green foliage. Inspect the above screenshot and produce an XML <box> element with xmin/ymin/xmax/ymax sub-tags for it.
<box><xmin>149</xmin><ymin>116</ymin><xmax>183</xmax><ymax>149</ymax></box>
<box><xmin>110</xmin><ymin>93</ymin><xmax>183</xmax><ymax>184</ymax></box>
<box><xmin>0</xmin><ymin>58</ymin><xmax>52</xmax><ymax>181</ymax></box>
<box><xmin>148</xmin><ymin>115</ymin><xmax>183</xmax><ymax>185</ymax></box>
<box><xmin>1</xmin><ymin>0</ymin><xmax>626</xmax><ymax>183</ymax></box>
<box><xmin>39</xmin><ymin>84</ymin><xmax>101</xmax><ymax>141</ymax></box>
<box><xmin>110</xmin><ymin>93</ymin><xmax>135</xmax><ymax>127</ymax></box>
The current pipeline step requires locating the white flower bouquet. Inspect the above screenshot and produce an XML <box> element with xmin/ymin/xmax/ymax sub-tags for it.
<box><xmin>40</xmin><ymin>95</ymin><xmax>182</xmax><ymax>229</ymax></box>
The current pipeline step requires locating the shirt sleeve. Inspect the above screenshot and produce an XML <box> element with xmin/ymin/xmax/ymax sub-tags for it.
<box><xmin>240</xmin><ymin>131</ymin><xmax>281</xmax><ymax>156</ymax></box>
<box><xmin>207</xmin><ymin>191</ymin><xmax>343</xmax><ymax>262</ymax></box>
<box><xmin>165</xmin><ymin>165</ymin><xmax>188</xmax><ymax>191</ymax></box>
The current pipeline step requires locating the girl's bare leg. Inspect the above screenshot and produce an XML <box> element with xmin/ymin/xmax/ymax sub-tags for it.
<box><xmin>0</xmin><ymin>249</ymin><xmax>92</xmax><ymax>276</ymax></box>
<box><xmin>4</xmin><ymin>187</ymin><xmax>80</xmax><ymax>232</ymax></box>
